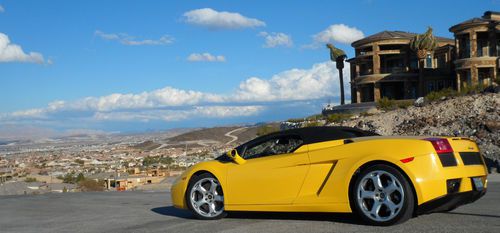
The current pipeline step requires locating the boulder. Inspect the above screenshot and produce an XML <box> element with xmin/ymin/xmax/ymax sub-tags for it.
<box><xmin>414</xmin><ymin>97</ymin><xmax>425</xmax><ymax>107</ymax></box>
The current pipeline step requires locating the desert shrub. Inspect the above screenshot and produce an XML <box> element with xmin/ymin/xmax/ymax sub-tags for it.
<box><xmin>304</xmin><ymin>121</ymin><xmax>323</xmax><ymax>127</ymax></box>
<box><xmin>60</xmin><ymin>172</ymin><xmax>85</xmax><ymax>184</ymax></box>
<box><xmin>305</xmin><ymin>114</ymin><xmax>323</xmax><ymax>121</ymax></box>
<box><xmin>325</xmin><ymin>113</ymin><xmax>352</xmax><ymax>123</ymax></box>
<box><xmin>286</xmin><ymin>118</ymin><xmax>304</xmax><ymax>123</ymax></box>
<box><xmin>24</xmin><ymin>177</ymin><xmax>37</xmax><ymax>182</ymax></box>
<box><xmin>78</xmin><ymin>179</ymin><xmax>105</xmax><ymax>192</ymax></box>
<box><xmin>459</xmin><ymin>85</ymin><xmax>482</xmax><ymax>95</ymax></box>
<box><xmin>377</xmin><ymin>97</ymin><xmax>396</xmax><ymax>111</ymax></box>
<box><xmin>425</xmin><ymin>88</ymin><xmax>458</xmax><ymax>102</ymax></box>
<box><xmin>359</xmin><ymin>111</ymin><xmax>374</xmax><ymax>117</ymax></box>
<box><xmin>256</xmin><ymin>124</ymin><xmax>279</xmax><ymax>136</ymax></box>
<box><xmin>396</xmin><ymin>100</ymin><xmax>414</xmax><ymax>109</ymax></box>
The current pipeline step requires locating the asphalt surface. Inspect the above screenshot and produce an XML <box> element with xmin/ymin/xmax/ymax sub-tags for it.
<box><xmin>0</xmin><ymin>182</ymin><xmax>499</xmax><ymax>233</ymax></box>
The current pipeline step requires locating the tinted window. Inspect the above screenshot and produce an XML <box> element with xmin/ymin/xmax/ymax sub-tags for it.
<box><xmin>243</xmin><ymin>135</ymin><xmax>303</xmax><ymax>160</ymax></box>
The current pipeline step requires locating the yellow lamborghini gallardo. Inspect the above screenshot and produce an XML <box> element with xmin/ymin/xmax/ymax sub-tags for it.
<box><xmin>171</xmin><ymin>126</ymin><xmax>488</xmax><ymax>225</ymax></box>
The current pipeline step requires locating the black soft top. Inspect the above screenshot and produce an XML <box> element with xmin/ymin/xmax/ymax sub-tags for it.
<box><xmin>240</xmin><ymin>126</ymin><xmax>378</xmax><ymax>149</ymax></box>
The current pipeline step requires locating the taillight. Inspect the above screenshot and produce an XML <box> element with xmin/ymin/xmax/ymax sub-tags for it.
<box><xmin>424</xmin><ymin>138</ymin><xmax>453</xmax><ymax>153</ymax></box>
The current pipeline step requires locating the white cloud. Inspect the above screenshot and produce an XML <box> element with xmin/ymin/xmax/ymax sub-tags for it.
<box><xmin>2</xmin><ymin>61</ymin><xmax>349</xmax><ymax>124</ymax></box>
<box><xmin>183</xmin><ymin>8</ymin><xmax>265</xmax><ymax>29</ymax></box>
<box><xmin>258</xmin><ymin>32</ymin><xmax>293</xmax><ymax>48</ymax></box>
<box><xmin>0</xmin><ymin>5</ymin><xmax>4</xmax><ymax>13</ymax></box>
<box><xmin>93</xmin><ymin>106</ymin><xmax>264</xmax><ymax>122</ymax></box>
<box><xmin>187</xmin><ymin>52</ymin><xmax>226</xmax><ymax>62</ymax></box>
<box><xmin>235</xmin><ymin>61</ymin><xmax>347</xmax><ymax>102</ymax></box>
<box><xmin>0</xmin><ymin>32</ymin><xmax>45</xmax><ymax>63</ymax></box>
<box><xmin>95</xmin><ymin>30</ymin><xmax>174</xmax><ymax>46</ymax></box>
<box><xmin>308</xmin><ymin>24</ymin><xmax>364</xmax><ymax>48</ymax></box>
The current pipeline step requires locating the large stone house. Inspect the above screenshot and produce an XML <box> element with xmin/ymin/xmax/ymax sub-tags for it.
<box><xmin>347</xmin><ymin>11</ymin><xmax>499</xmax><ymax>103</ymax></box>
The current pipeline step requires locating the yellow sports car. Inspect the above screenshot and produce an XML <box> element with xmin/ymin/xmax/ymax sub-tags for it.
<box><xmin>171</xmin><ymin>126</ymin><xmax>488</xmax><ymax>225</ymax></box>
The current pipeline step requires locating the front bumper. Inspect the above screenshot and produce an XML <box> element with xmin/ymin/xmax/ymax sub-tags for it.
<box><xmin>417</xmin><ymin>189</ymin><xmax>487</xmax><ymax>214</ymax></box>
<box><xmin>171</xmin><ymin>177</ymin><xmax>188</xmax><ymax>209</ymax></box>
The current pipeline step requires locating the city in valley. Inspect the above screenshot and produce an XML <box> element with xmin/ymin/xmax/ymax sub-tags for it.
<box><xmin>0</xmin><ymin>126</ymin><xmax>260</xmax><ymax>195</ymax></box>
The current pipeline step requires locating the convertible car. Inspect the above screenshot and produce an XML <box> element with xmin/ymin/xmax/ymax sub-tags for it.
<box><xmin>171</xmin><ymin>126</ymin><xmax>488</xmax><ymax>225</ymax></box>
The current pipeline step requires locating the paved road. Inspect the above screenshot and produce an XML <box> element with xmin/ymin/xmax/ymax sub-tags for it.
<box><xmin>224</xmin><ymin>127</ymin><xmax>247</xmax><ymax>145</ymax></box>
<box><xmin>1</xmin><ymin>183</ymin><xmax>499</xmax><ymax>233</ymax></box>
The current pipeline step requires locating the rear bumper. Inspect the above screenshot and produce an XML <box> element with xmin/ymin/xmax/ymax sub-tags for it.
<box><xmin>417</xmin><ymin>189</ymin><xmax>487</xmax><ymax>214</ymax></box>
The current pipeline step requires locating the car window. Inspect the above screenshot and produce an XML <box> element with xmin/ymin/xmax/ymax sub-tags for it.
<box><xmin>243</xmin><ymin>135</ymin><xmax>303</xmax><ymax>160</ymax></box>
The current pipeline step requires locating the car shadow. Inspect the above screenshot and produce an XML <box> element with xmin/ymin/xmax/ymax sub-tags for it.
<box><xmin>484</xmin><ymin>158</ymin><xmax>500</xmax><ymax>174</ymax></box>
<box><xmin>151</xmin><ymin>206</ymin><xmax>366</xmax><ymax>225</ymax></box>
<box><xmin>151</xmin><ymin>206</ymin><xmax>195</xmax><ymax>219</ymax></box>
<box><xmin>445</xmin><ymin>212</ymin><xmax>500</xmax><ymax>219</ymax></box>
<box><xmin>227</xmin><ymin>211</ymin><xmax>366</xmax><ymax>225</ymax></box>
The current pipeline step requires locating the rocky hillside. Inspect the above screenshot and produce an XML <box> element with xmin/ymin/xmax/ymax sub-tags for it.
<box><xmin>331</xmin><ymin>93</ymin><xmax>499</xmax><ymax>160</ymax></box>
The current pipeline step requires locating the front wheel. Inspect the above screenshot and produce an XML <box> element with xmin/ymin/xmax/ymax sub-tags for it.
<box><xmin>351</xmin><ymin>164</ymin><xmax>415</xmax><ymax>226</ymax></box>
<box><xmin>186</xmin><ymin>173</ymin><xmax>226</xmax><ymax>220</ymax></box>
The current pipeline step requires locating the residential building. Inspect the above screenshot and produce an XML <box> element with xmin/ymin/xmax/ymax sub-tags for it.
<box><xmin>347</xmin><ymin>11</ymin><xmax>499</xmax><ymax>103</ymax></box>
<box><xmin>348</xmin><ymin>31</ymin><xmax>454</xmax><ymax>103</ymax></box>
<box><xmin>450</xmin><ymin>11</ymin><xmax>500</xmax><ymax>90</ymax></box>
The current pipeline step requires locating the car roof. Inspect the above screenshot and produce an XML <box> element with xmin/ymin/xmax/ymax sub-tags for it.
<box><xmin>241</xmin><ymin>126</ymin><xmax>378</xmax><ymax>148</ymax></box>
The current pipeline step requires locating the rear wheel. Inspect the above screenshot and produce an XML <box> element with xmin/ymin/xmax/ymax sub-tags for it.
<box><xmin>351</xmin><ymin>164</ymin><xmax>415</xmax><ymax>226</ymax></box>
<box><xmin>186</xmin><ymin>173</ymin><xmax>226</xmax><ymax>220</ymax></box>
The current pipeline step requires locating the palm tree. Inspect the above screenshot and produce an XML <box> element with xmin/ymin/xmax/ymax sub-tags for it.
<box><xmin>409</xmin><ymin>27</ymin><xmax>438</xmax><ymax>97</ymax></box>
<box><xmin>326</xmin><ymin>43</ymin><xmax>347</xmax><ymax>105</ymax></box>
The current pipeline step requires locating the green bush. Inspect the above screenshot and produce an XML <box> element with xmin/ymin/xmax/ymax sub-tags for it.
<box><xmin>397</xmin><ymin>100</ymin><xmax>414</xmax><ymax>109</ymax></box>
<box><xmin>377</xmin><ymin>97</ymin><xmax>396</xmax><ymax>111</ymax></box>
<box><xmin>78</xmin><ymin>179</ymin><xmax>105</xmax><ymax>192</ymax></box>
<box><xmin>425</xmin><ymin>88</ymin><xmax>458</xmax><ymax>102</ymax></box>
<box><xmin>304</xmin><ymin>121</ymin><xmax>323</xmax><ymax>127</ymax></box>
<box><xmin>325</xmin><ymin>113</ymin><xmax>352</xmax><ymax>123</ymax></box>
<box><xmin>459</xmin><ymin>85</ymin><xmax>482</xmax><ymax>95</ymax></box>
<box><xmin>60</xmin><ymin>172</ymin><xmax>85</xmax><ymax>184</ymax></box>
<box><xmin>286</xmin><ymin>118</ymin><xmax>304</xmax><ymax>123</ymax></box>
<box><xmin>24</xmin><ymin>177</ymin><xmax>37</xmax><ymax>183</ymax></box>
<box><xmin>256</xmin><ymin>124</ymin><xmax>279</xmax><ymax>136</ymax></box>
<box><xmin>305</xmin><ymin>114</ymin><xmax>323</xmax><ymax>121</ymax></box>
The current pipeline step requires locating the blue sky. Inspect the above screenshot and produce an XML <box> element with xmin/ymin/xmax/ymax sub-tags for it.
<box><xmin>0</xmin><ymin>0</ymin><xmax>497</xmax><ymax>135</ymax></box>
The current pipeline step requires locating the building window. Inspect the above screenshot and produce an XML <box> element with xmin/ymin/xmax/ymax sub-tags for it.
<box><xmin>477</xmin><ymin>32</ymin><xmax>489</xmax><ymax>57</ymax></box>
<box><xmin>410</xmin><ymin>55</ymin><xmax>418</xmax><ymax>70</ymax></box>
<box><xmin>478</xmin><ymin>68</ymin><xmax>492</xmax><ymax>87</ymax></box>
<box><xmin>425</xmin><ymin>53</ymin><xmax>433</xmax><ymax>68</ymax></box>
<box><xmin>437</xmin><ymin>55</ymin><xmax>446</xmax><ymax>69</ymax></box>
<box><xmin>458</xmin><ymin>34</ymin><xmax>470</xmax><ymax>58</ymax></box>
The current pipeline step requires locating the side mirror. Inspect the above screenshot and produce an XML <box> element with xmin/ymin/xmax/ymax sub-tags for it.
<box><xmin>227</xmin><ymin>149</ymin><xmax>246</xmax><ymax>165</ymax></box>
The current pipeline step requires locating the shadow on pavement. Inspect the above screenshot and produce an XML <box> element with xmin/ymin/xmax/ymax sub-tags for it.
<box><xmin>151</xmin><ymin>206</ymin><xmax>366</xmax><ymax>225</ymax></box>
<box><xmin>151</xmin><ymin>206</ymin><xmax>194</xmax><ymax>219</ymax></box>
<box><xmin>446</xmin><ymin>212</ymin><xmax>500</xmax><ymax>219</ymax></box>
<box><xmin>485</xmin><ymin>158</ymin><xmax>500</xmax><ymax>174</ymax></box>
<box><xmin>226</xmin><ymin>211</ymin><xmax>366</xmax><ymax>225</ymax></box>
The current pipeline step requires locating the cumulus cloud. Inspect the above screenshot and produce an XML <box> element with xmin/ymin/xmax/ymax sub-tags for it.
<box><xmin>2</xmin><ymin>61</ymin><xmax>349</xmax><ymax>124</ymax></box>
<box><xmin>235</xmin><ymin>61</ymin><xmax>346</xmax><ymax>102</ymax></box>
<box><xmin>0</xmin><ymin>32</ymin><xmax>45</xmax><ymax>63</ymax></box>
<box><xmin>183</xmin><ymin>8</ymin><xmax>265</xmax><ymax>29</ymax></box>
<box><xmin>187</xmin><ymin>53</ymin><xmax>226</xmax><ymax>62</ymax></box>
<box><xmin>93</xmin><ymin>106</ymin><xmax>264</xmax><ymax>122</ymax></box>
<box><xmin>307</xmin><ymin>24</ymin><xmax>364</xmax><ymax>48</ymax></box>
<box><xmin>95</xmin><ymin>30</ymin><xmax>174</xmax><ymax>46</ymax></box>
<box><xmin>0</xmin><ymin>5</ymin><xmax>4</xmax><ymax>13</ymax></box>
<box><xmin>258</xmin><ymin>32</ymin><xmax>293</xmax><ymax>48</ymax></box>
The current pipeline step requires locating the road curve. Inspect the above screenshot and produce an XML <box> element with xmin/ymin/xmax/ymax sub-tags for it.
<box><xmin>0</xmin><ymin>182</ymin><xmax>499</xmax><ymax>233</ymax></box>
<box><xmin>225</xmin><ymin>127</ymin><xmax>247</xmax><ymax>145</ymax></box>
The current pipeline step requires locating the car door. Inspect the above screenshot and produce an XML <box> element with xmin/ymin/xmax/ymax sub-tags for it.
<box><xmin>225</xmin><ymin>135</ymin><xmax>310</xmax><ymax>205</ymax></box>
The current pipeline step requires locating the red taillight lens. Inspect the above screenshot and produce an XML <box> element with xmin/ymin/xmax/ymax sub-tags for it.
<box><xmin>424</xmin><ymin>138</ymin><xmax>453</xmax><ymax>153</ymax></box>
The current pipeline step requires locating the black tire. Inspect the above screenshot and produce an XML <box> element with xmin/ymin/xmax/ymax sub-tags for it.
<box><xmin>350</xmin><ymin>164</ymin><xmax>415</xmax><ymax>226</ymax></box>
<box><xmin>186</xmin><ymin>173</ymin><xmax>227</xmax><ymax>220</ymax></box>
